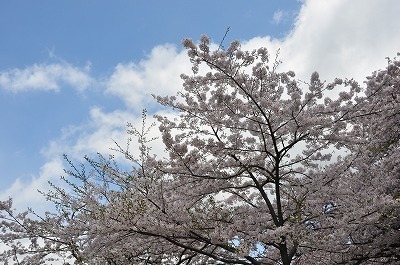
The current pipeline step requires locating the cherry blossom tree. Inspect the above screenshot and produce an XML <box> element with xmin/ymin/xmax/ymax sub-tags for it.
<box><xmin>1</xmin><ymin>36</ymin><xmax>399</xmax><ymax>264</ymax></box>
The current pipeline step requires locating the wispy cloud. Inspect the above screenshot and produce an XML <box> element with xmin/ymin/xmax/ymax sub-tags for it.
<box><xmin>0</xmin><ymin>158</ymin><xmax>65</xmax><ymax>213</ymax></box>
<box><xmin>273</xmin><ymin>10</ymin><xmax>285</xmax><ymax>24</ymax></box>
<box><xmin>0</xmin><ymin>62</ymin><xmax>94</xmax><ymax>93</ymax></box>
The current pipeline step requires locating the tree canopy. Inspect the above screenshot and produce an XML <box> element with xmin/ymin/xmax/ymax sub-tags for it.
<box><xmin>1</xmin><ymin>36</ymin><xmax>399</xmax><ymax>264</ymax></box>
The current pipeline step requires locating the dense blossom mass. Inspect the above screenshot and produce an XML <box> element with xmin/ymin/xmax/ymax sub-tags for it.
<box><xmin>1</xmin><ymin>36</ymin><xmax>399</xmax><ymax>264</ymax></box>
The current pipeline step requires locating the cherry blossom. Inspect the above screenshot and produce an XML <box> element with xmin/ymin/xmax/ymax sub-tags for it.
<box><xmin>1</xmin><ymin>38</ymin><xmax>398</xmax><ymax>265</ymax></box>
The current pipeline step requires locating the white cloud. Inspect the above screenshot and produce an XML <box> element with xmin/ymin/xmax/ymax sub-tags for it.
<box><xmin>0</xmin><ymin>62</ymin><xmax>94</xmax><ymax>93</ymax></box>
<box><xmin>105</xmin><ymin>44</ymin><xmax>191</xmax><ymax>110</ymax></box>
<box><xmin>239</xmin><ymin>0</ymin><xmax>400</xmax><ymax>88</ymax></box>
<box><xmin>0</xmin><ymin>158</ymin><xmax>64</xmax><ymax>213</ymax></box>
<box><xmin>279</xmin><ymin>0</ymin><xmax>400</xmax><ymax>83</ymax></box>
<box><xmin>40</xmin><ymin>109</ymin><xmax>127</xmax><ymax>162</ymax></box>
<box><xmin>71</xmin><ymin>107</ymin><xmax>134</xmax><ymax>157</ymax></box>
<box><xmin>42</xmin><ymin>106</ymin><xmax>167</xmax><ymax>168</ymax></box>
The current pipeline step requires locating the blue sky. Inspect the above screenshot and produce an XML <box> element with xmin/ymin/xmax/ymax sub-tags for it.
<box><xmin>0</xmin><ymin>0</ymin><xmax>399</xmax><ymax>212</ymax></box>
